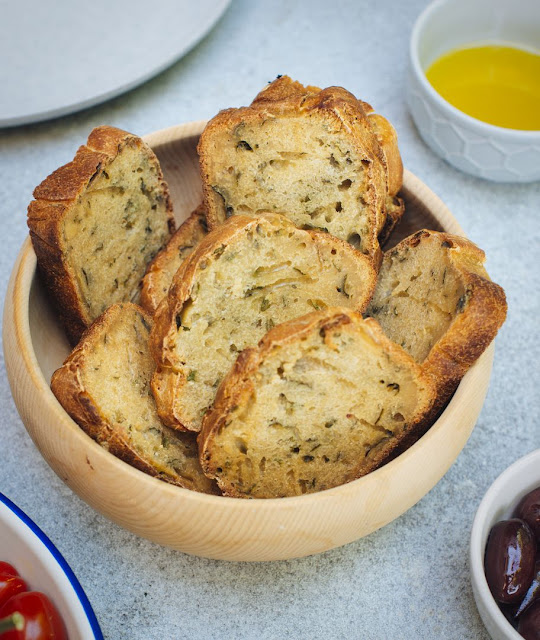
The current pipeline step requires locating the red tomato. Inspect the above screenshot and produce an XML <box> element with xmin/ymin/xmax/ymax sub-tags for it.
<box><xmin>0</xmin><ymin>575</ymin><xmax>27</xmax><ymax>610</ymax></box>
<box><xmin>0</xmin><ymin>591</ymin><xmax>67</xmax><ymax>640</ymax></box>
<box><xmin>0</xmin><ymin>566</ymin><xmax>18</xmax><ymax>578</ymax></box>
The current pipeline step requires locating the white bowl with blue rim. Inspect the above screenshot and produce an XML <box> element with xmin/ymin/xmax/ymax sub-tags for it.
<box><xmin>0</xmin><ymin>491</ymin><xmax>102</xmax><ymax>639</ymax></box>
<box><xmin>408</xmin><ymin>0</ymin><xmax>540</xmax><ymax>182</ymax></box>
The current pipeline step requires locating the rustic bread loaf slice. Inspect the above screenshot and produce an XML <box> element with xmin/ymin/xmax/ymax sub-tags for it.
<box><xmin>366</xmin><ymin>230</ymin><xmax>507</xmax><ymax>403</ymax></box>
<box><xmin>199</xmin><ymin>308</ymin><xmax>436</xmax><ymax>498</ymax></box>
<box><xmin>378</xmin><ymin>195</ymin><xmax>405</xmax><ymax>247</ymax></box>
<box><xmin>150</xmin><ymin>212</ymin><xmax>378</xmax><ymax>432</ymax></box>
<box><xmin>51</xmin><ymin>302</ymin><xmax>218</xmax><ymax>494</ymax></box>
<box><xmin>363</xmin><ymin>104</ymin><xmax>405</xmax><ymax>246</ymax></box>
<box><xmin>198</xmin><ymin>75</ymin><xmax>390</xmax><ymax>262</ymax></box>
<box><xmin>28</xmin><ymin>126</ymin><xmax>175</xmax><ymax>345</ymax></box>
<box><xmin>141</xmin><ymin>204</ymin><xmax>208</xmax><ymax>314</ymax></box>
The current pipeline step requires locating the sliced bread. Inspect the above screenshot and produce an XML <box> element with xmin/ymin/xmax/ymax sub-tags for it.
<box><xmin>141</xmin><ymin>204</ymin><xmax>208</xmax><ymax>314</ymax></box>
<box><xmin>198</xmin><ymin>75</ymin><xmax>393</xmax><ymax>262</ymax></box>
<box><xmin>364</xmin><ymin>104</ymin><xmax>405</xmax><ymax>246</ymax></box>
<box><xmin>150</xmin><ymin>212</ymin><xmax>378</xmax><ymax>432</ymax></box>
<box><xmin>366</xmin><ymin>230</ymin><xmax>507</xmax><ymax>402</ymax></box>
<box><xmin>28</xmin><ymin>126</ymin><xmax>175</xmax><ymax>344</ymax></box>
<box><xmin>199</xmin><ymin>308</ymin><xmax>436</xmax><ymax>498</ymax></box>
<box><xmin>51</xmin><ymin>302</ymin><xmax>218</xmax><ymax>494</ymax></box>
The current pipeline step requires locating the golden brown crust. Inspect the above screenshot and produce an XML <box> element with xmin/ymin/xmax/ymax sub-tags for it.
<box><xmin>199</xmin><ymin>308</ymin><xmax>436</xmax><ymax>498</ymax></box>
<box><xmin>421</xmin><ymin>233</ymin><xmax>507</xmax><ymax>402</ymax></box>
<box><xmin>198</xmin><ymin>75</ymin><xmax>389</xmax><ymax>263</ymax></box>
<box><xmin>364</xmin><ymin>110</ymin><xmax>403</xmax><ymax>198</ymax></box>
<box><xmin>27</xmin><ymin>126</ymin><xmax>175</xmax><ymax>345</ymax></box>
<box><xmin>141</xmin><ymin>204</ymin><xmax>208</xmax><ymax>314</ymax></box>
<box><xmin>51</xmin><ymin>302</ymin><xmax>218</xmax><ymax>493</ymax></box>
<box><xmin>378</xmin><ymin>196</ymin><xmax>405</xmax><ymax>247</ymax></box>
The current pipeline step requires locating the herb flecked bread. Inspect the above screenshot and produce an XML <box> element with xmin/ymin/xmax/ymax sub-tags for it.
<box><xmin>150</xmin><ymin>212</ymin><xmax>378</xmax><ymax>432</ymax></box>
<box><xmin>51</xmin><ymin>302</ymin><xmax>218</xmax><ymax>493</ymax></box>
<box><xmin>198</xmin><ymin>75</ymin><xmax>401</xmax><ymax>263</ymax></box>
<box><xmin>199</xmin><ymin>308</ymin><xmax>436</xmax><ymax>498</ymax></box>
<box><xmin>141</xmin><ymin>204</ymin><xmax>208</xmax><ymax>314</ymax></box>
<box><xmin>366</xmin><ymin>230</ymin><xmax>507</xmax><ymax>403</ymax></box>
<box><xmin>28</xmin><ymin>125</ymin><xmax>175</xmax><ymax>345</ymax></box>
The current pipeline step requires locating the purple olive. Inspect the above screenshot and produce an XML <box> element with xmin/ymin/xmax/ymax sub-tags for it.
<box><xmin>518</xmin><ymin>598</ymin><xmax>540</xmax><ymax>640</ymax></box>
<box><xmin>515</xmin><ymin>488</ymin><xmax>540</xmax><ymax>544</ymax></box>
<box><xmin>484</xmin><ymin>519</ymin><xmax>537</xmax><ymax>604</ymax></box>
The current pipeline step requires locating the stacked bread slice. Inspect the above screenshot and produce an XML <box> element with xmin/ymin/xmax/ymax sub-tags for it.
<box><xmin>366</xmin><ymin>230</ymin><xmax>507</xmax><ymax>407</ymax></box>
<box><xmin>28</xmin><ymin>126</ymin><xmax>175</xmax><ymax>345</ymax></box>
<box><xmin>198</xmin><ymin>75</ymin><xmax>400</xmax><ymax>265</ymax></box>
<box><xmin>149</xmin><ymin>212</ymin><xmax>377</xmax><ymax>432</ymax></box>
<box><xmin>199</xmin><ymin>308</ymin><xmax>436</xmax><ymax>498</ymax></box>
<box><xmin>34</xmin><ymin>78</ymin><xmax>507</xmax><ymax>499</ymax></box>
<box><xmin>51</xmin><ymin>303</ymin><xmax>217</xmax><ymax>494</ymax></box>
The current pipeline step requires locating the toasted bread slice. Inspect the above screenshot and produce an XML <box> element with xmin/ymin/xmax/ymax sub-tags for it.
<box><xmin>366</xmin><ymin>230</ymin><xmax>507</xmax><ymax>402</ymax></box>
<box><xmin>378</xmin><ymin>195</ymin><xmax>405</xmax><ymax>247</ymax></box>
<box><xmin>363</xmin><ymin>105</ymin><xmax>405</xmax><ymax>246</ymax></box>
<box><xmin>150</xmin><ymin>212</ymin><xmax>378</xmax><ymax>432</ymax></box>
<box><xmin>141</xmin><ymin>204</ymin><xmax>208</xmax><ymax>314</ymax></box>
<box><xmin>51</xmin><ymin>302</ymin><xmax>218</xmax><ymax>494</ymax></box>
<box><xmin>28</xmin><ymin>126</ymin><xmax>175</xmax><ymax>344</ymax></box>
<box><xmin>198</xmin><ymin>76</ymin><xmax>392</xmax><ymax>262</ymax></box>
<box><xmin>199</xmin><ymin>308</ymin><xmax>436</xmax><ymax>498</ymax></box>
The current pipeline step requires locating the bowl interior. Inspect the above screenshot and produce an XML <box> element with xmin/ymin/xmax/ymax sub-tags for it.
<box><xmin>415</xmin><ymin>0</ymin><xmax>540</xmax><ymax>71</ymax></box>
<box><xmin>4</xmin><ymin>122</ymin><xmax>494</xmax><ymax>561</ymax></box>
<box><xmin>0</xmin><ymin>493</ymin><xmax>102</xmax><ymax>638</ymax></box>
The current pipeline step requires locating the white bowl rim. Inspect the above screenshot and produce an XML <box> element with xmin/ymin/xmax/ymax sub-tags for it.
<box><xmin>410</xmin><ymin>0</ymin><xmax>540</xmax><ymax>139</ymax></box>
<box><xmin>0</xmin><ymin>490</ymin><xmax>103</xmax><ymax>639</ymax></box>
<box><xmin>469</xmin><ymin>448</ymin><xmax>540</xmax><ymax>639</ymax></box>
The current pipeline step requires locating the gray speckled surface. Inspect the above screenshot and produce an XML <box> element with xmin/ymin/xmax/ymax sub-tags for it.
<box><xmin>1</xmin><ymin>1</ymin><xmax>539</xmax><ymax>638</ymax></box>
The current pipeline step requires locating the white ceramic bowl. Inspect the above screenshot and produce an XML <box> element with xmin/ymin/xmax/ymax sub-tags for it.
<box><xmin>0</xmin><ymin>491</ymin><xmax>102</xmax><ymax>639</ymax></box>
<box><xmin>408</xmin><ymin>0</ymin><xmax>540</xmax><ymax>182</ymax></box>
<box><xmin>470</xmin><ymin>449</ymin><xmax>540</xmax><ymax>640</ymax></box>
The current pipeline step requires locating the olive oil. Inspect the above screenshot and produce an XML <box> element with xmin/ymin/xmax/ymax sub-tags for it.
<box><xmin>425</xmin><ymin>45</ymin><xmax>540</xmax><ymax>130</ymax></box>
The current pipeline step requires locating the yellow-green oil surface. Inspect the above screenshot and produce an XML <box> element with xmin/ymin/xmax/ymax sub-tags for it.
<box><xmin>426</xmin><ymin>45</ymin><xmax>540</xmax><ymax>130</ymax></box>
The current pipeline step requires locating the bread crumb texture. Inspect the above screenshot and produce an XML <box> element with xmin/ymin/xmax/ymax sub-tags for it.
<box><xmin>367</xmin><ymin>230</ymin><xmax>507</xmax><ymax>399</ymax></box>
<box><xmin>51</xmin><ymin>302</ymin><xmax>217</xmax><ymax>494</ymax></box>
<box><xmin>150</xmin><ymin>212</ymin><xmax>377</xmax><ymax>432</ymax></box>
<box><xmin>28</xmin><ymin>126</ymin><xmax>174</xmax><ymax>344</ymax></box>
<box><xmin>141</xmin><ymin>205</ymin><xmax>208</xmax><ymax>314</ymax></box>
<box><xmin>199</xmin><ymin>309</ymin><xmax>435</xmax><ymax>498</ymax></box>
<box><xmin>198</xmin><ymin>76</ymin><xmax>399</xmax><ymax>261</ymax></box>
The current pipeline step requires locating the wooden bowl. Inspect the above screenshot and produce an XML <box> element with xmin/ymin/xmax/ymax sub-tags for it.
<box><xmin>3</xmin><ymin>121</ymin><xmax>494</xmax><ymax>561</ymax></box>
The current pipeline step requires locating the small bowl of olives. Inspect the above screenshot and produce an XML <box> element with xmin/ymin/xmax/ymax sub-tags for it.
<box><xmin>471</xmin><ymin>449</ymin><xmax>540</xmax><ymax>640</ymax></box>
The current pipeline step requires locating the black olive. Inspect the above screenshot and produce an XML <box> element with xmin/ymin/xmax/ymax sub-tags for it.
<box><xmin>516</xmin><ymin>559</ymin><xmax>540</xmax><ymax>617</ymax></box>
<box><xmin>515</xmin><ymin>487</ymin><xmax>540</xmax><ymax>543</ymax></box>
<box><xmin>518</xmin><ymin>598</ymin><xmax>540</xmax><ymax>640</ymax></box>
<box><xmin>484</xmin><ymin>519</ymin><xmax>536</xmax><ymax>604</ymax></box>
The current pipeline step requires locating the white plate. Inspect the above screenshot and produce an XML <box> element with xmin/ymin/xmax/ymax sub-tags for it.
<box><xmin>0</xmin><ymin>491</ymin><xmax>102</xmax><ymax>639</ymax></box>
<box><xmin>0</xmin><ymin>0</ymin><xmax>231</xmax><ymax>127</ymax></box>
